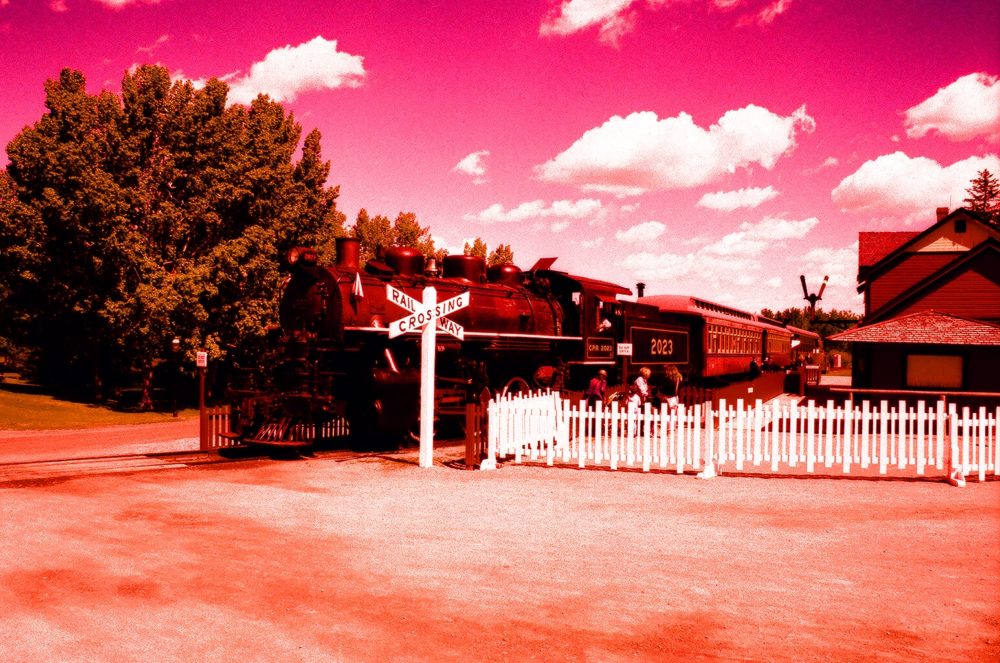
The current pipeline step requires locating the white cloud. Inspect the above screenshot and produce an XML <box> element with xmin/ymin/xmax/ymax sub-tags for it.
<box><xmin>831</xmin><ymin>151</ymin><xmax>1000</xmax><ymax>216</ymax></box>
<box><xmin>227</xmin><ymin>36</ymin><xmax>365</xmax><ymax>106</ymax></box>
<box><xmin>904</xmin><ymin>73</ymin><xmax>1000</xmax><ymax>142</ymax></box>
<box><xmin>137</xmin><ymin>34</ymin><xmax>170</xmax><ymax>56</ymax></box>
<box><xmin>536</xmin><ymin>104</ymin><xmax>814</xmax><ymax>196</ymax></box>
<box><xmin>697</xmin><ymin>186</ymin><xmax>778</xmax><ymax>211</ymax></box>
<box><xmin>551</xmin><ymin>220</ymin><xmax>572</xmax><ymax>233</ymax></box>
<box><xmin>453</xmin><ymin>150</ymin><xmax>490</xmax><ymax>184</ymax></box>
<box><xmin>463</xmin><ymin>198</ymin><xmax>603</xmax><ymax>224</ymax></box>
<box><xmin>94</xmin><ymin>0</ymin><xmax>160</xmax><ymax>7</ymax></box>
<box><xmin>621</xmin><ymin>216</ymin><xmax>818</xmax><ymax>288</ymax></box>
<box><xmin>796</xmin><ymin>241</ymin><xmax>864</xmax><ymax>312</ymax></box>
<box><xmin>540</xmin><ymin>0</ymin><xmax>637</xmax><ymax>46</ymax></box>
<box><xmin>752</xmin><ymin>0</ymin><xmax>792</xmax><ymax>26</ymax></box>
<box><xmin>541</xmin><ymin>1</ymin><xmax>795</xmax><ymax>45</ymax></box>
<box><xmin>803</xmin><ymin>156</ymin><xmax>838</xmax><ymax>175</ymax></box>
<box><xmin>579</xmin><ymin>237</ymin><xmax>606</xmax><ymax>248</ymax></box>
<box><xmin>615</xmin><ymin>220</ymin><xmax>666</xmax><ymax>243</ymax></box>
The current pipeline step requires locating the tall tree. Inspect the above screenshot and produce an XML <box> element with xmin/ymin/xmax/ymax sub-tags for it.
<box><xmin>463</xmin><ymin>238</ymin><xmax>487</xmax><ymax>259</ymax></box>
<box><xmin>963</xmin><ymin>169</ymin><xmax>1000</xmax><ymax>225</ymax></box>
<box><xmin>464</xmin><ymin>238</ymin><xmax>515</xmax><ymax>266</ymax></box>
<box><xmin>487</xmin><ymin>243</ymin><xmax>514</xmax><ymax>266</ymax></box>
<box><xmin>2</xmin><ymin>66</ymin><xmax>345</xmax><ymax>405</ymax></box>
<box><xmin>352</xmin><ymin>209</ymin><xmax>446</xmax><ymax>266</ymax></box>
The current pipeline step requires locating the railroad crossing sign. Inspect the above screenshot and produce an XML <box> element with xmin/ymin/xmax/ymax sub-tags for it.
<box><xmin>385</xmin><ymin>284</ymin><xmax>471</xmax><ymax>468</ymax></box>
<box><xmin>386</xmin><ymin>285</ymin><xmax>468</xmax><ymax>340</ymax></box>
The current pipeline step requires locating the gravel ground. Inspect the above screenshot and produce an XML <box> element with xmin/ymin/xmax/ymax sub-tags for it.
<box><xmin>1</xmin><ymin>442</ymin><xmax>998</xmax><ymax>662</ymax></box>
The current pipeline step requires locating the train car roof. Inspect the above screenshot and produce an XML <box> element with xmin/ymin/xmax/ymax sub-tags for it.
<box><xmin>639</xmin><ymin>293</ymin><xmax>798</xmax><ymax>332</ymax></box>
<box><xmin>537</xmin><ymin>268</ymin><xmax>632</xmax><ymax>298</ymax></box>
<box><xmin>638</xmin><ymin>294</ymin><xmax>756</xmax><ymax>323</ymax></box>
<box><xmin>785</xmin><ymin>324</ymin><xmax>821</xmax><ymax>338</ymax></box>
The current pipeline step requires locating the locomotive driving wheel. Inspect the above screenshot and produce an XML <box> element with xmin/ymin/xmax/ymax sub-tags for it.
<box><xmin>501</xmin><ymin>376</ymin><xmax>531</xmax><ymax>397</ymax></box>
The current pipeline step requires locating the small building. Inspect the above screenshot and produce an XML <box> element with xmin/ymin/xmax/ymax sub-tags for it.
<box><xmin>831</xmin><ymin>208</ymin><xmax>1000</xmax><ymax>393</ymax></box>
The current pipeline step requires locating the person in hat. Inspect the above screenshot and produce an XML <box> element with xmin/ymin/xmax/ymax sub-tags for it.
<box><xmin>585</xmin><ymin>369</ymin><xmax>608</xmax><ymax>408</ymax></box>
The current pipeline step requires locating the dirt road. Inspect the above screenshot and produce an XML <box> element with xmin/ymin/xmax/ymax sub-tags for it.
<box><xmin>0</xmin><ymin>419</ymin><xmax>199</xmax><ymax>463</ymax></box>
<box><xmin>2</xmin><ymin>442</ymin><xmax>997</xmax><ymax>661</ymax></box>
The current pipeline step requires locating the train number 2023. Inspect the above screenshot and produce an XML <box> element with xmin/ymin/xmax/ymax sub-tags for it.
<box><xmin>649</xmin><ymin>337</ymin><xmax>674</xmax><ymax>356</ymax></box>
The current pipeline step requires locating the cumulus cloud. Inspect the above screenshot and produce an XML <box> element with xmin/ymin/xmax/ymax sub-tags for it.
<box><xmin>904</xmin><ymin>73</ymin><xmax>1000</xmax><ymax>142</ymax></box>
<box><xmin>615</xmin><ymin>220</ymin><xmax>666</xmax><ymax>243</ymax></box>
<box><xmin>751</xmin><ymin>0</ymin><xmax>792</xmax><ymax>26</ymax></box>
<box><xmin>621</xmin><ymin>215</ymin><xmax>818</xmax><ymax>288</ymax></box>
<box><xmin>453</xmin><ymin>150</ymin><xmax>490</xmax><ymax>184</ymax></box>
<box><xmin>831</xmin><ymin>151</ymin><xmax>1000</xmax><ymax>216</ymax></box>
<box><xmin>536</xmin><ymin>105</ymin><xmax>814</xmax><ymax>196</ymax></box>
<box><xmin>463</xmin><ymin>198</ymin><xmax>603</xmax><ymax>224</ymax></box>
<box><xmin>540</xmin><ymin>0</ymin><xmax>637</xmax><ymax>46</ymax></box>
<box><xmin>541</xmin><ymin>0</ymin><xmax>796</xmax><ymax>45</ymax></box>
<box><xmin>697</xmin><ymin>186</ymin><xmax>778</xmax><ymax>211</ymax></box>
<box><xmin>94</xmin><ymin>0</ymin><xmax>160</xmax><ymax>7</ymax></box>
<box><xmin>137</xmin><ymin>34</ymin><xmax>170</xmax><ymax>56</ymax></box>
<box><xmin>227</xmin><ymin>36</ymin><xmax>365</xmax><ymax>105</ymax></box>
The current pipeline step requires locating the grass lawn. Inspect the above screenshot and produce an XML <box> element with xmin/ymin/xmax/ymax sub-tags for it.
<box><xmin>0</xmin><ymin>377</ymin><xmax>198</xmax><ymax>430</ymax></box>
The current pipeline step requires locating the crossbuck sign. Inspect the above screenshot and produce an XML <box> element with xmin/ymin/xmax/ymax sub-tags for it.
<box><xmin>386</xmin><ymin>286</ymin><xmax>468</xmax><ymax>340</ymax></box>
<box><xmin>386</xmin><ymin>284</ymin><xmax>471</xmax><ymax>468</ymax></box>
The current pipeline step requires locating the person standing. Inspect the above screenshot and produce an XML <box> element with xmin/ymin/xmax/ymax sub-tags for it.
<box><xmin>627</xmin><ymin>367</ymin><xmax>652</xmax><ymax>441</ymax></box>
<box><xmin>585</xmin><ymin>369</ymin><xmax>608</xmax><ymax>408</ymax></box>
<box><xmin>661</xmin><ymin>365</ymin><xmax>682</xmax><ymax>414</ymax></box>
<box><xmin>628</xmin><ymin>367</ymin><xmax>651</xmax><ymax>413</ymax></box>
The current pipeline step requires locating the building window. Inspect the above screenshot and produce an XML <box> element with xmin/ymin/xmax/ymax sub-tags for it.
<box><xmin>955</xmin><ymin>219</ymin><xmax>966</xmax><ymax>233</ymax></box>
<box><xmin>906</xmin><ymin>354</ymin><xmax>963</xmax><ymax>389</ymax></box>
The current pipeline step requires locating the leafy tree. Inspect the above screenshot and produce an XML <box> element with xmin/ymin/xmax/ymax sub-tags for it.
<box><xmin>487</xmin><ymin>243</ymin><xmax>514</xmax><ymax>266</ymax></box>
<box><xmin>464</xmin><ymin>238</ymin><xmax>515</xmax><ymax>266</ymax></box>
<box><xmin>758</xmin><ymin>307</ymin><xmax>860</xmax><ymax>342</ymax></box>
<box><xmin>352</xmin><ymin>208</ymin><xmax>393</xmax><ymax>265</ymax></box>
<box><xmin>463</xmin><ymin>238</ymin><xmax>487</xmax><ymax>259</ymax></box>
<box><xmin>1</xmin><ymin>66</ymin><xmax>345</xmax><ymax>405</ymax></box>
<box><xmin>352</xmin><ymin>209</ymin><xmax>446</xmax><ymax>266</ymax></box>
<box><xmin>963</xmin><ymin>169</ymin><xmax>1000</xmax><ymax>225</ymax></box>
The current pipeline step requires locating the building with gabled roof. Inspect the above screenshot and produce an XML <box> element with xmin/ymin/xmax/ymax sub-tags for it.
<box><xmin>831</xmin><ymin>208</ymin><xmax>1000</xmax><ymax>393</ymax></box>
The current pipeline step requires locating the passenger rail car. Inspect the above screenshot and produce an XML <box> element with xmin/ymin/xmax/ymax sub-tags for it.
<box><xmin>637</xmin><ymin>295</ymin><xmax>801</xmax><ymax>379</ymax></box>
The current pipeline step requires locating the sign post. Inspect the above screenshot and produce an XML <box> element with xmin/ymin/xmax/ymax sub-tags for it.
<box><xmin>197</xmin><ymin>350</ymin><xmax>208</xmax><ymax>451</ymax></box>
<box><xmin>386</xmin><ymin>285</ymin><xmax>469</xmax><ymax>468</ymax></box>
<box><xmin>418</xmin><ymin>288</ymin><xmax>437</xmax><ymax>468</ymax></box>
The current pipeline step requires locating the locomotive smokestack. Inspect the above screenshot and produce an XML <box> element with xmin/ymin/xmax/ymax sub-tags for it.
<box><xmin>336</xmin><ymin>237</ymin><xmax>361</xmax><ymax>272</ymax></box>
<box><xmin>636</xmin><ymin>282</ymin><xmax>646</xmax><ymax>298</ymax></box>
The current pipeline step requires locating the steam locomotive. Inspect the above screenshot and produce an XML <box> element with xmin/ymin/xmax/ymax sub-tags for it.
<box><xmin>224</xmin><ymin>238</ymin><xmax>819</xmax><ymax>450</ymax></box>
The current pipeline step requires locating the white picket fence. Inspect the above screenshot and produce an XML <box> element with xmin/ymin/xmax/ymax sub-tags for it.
<box><xmin>484</xmin><ymin>391</ymin><xmax>999</xmax><ymax>486</ymax></box>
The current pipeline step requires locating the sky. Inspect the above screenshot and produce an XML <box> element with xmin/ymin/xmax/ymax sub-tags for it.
<box><xmin>2</xmin><ymin>0</ymin><xmax>999</xmax><ymax>314</ymax></box>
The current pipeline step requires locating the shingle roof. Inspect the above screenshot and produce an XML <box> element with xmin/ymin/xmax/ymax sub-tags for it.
<box><xmin>830</xmin><ymin>310</ymin><xmax>1000</xmax><ymax>346</ymax></box>
<box><xmin>858</xmin><ymin>231</ymin><xmax>919</xmax><ymax>268</ymax></box>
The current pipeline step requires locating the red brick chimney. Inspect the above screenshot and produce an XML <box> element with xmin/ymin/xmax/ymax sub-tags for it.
<box><xmin>936</xmin><ymin>207</ymin><xmax>949</xmax><ymax>222</ymax></box>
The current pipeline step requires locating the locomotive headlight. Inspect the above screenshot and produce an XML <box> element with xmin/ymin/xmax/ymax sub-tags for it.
<box><xmin>287</xmin><ymin>247</ymin><xmax>318</xmax><ymax>266</ymax></box>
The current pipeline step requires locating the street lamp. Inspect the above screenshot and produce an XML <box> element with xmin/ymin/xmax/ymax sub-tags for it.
<box><xmin>171</xmin><ymin>336</ymin><xmax>181</xmax><ymax>417</ymax></box>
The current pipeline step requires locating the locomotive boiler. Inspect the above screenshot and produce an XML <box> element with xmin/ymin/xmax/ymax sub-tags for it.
<box><xmin>226</xmin><ymin>237</ymin><xmax>632</xmax><ymax>450</ymax></box>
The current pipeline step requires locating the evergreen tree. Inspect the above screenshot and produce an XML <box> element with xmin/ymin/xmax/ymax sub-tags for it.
<box><xmin>963</xmin><ymin>169</ymin><xmax>1000</xmax><ymax>225</ymax></box>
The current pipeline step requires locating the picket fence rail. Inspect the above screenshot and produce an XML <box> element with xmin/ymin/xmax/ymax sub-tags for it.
<box><xmin>483</xmin><ymin>391</ymin><xmax>999</xmax><ymax>486</ymax></box>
